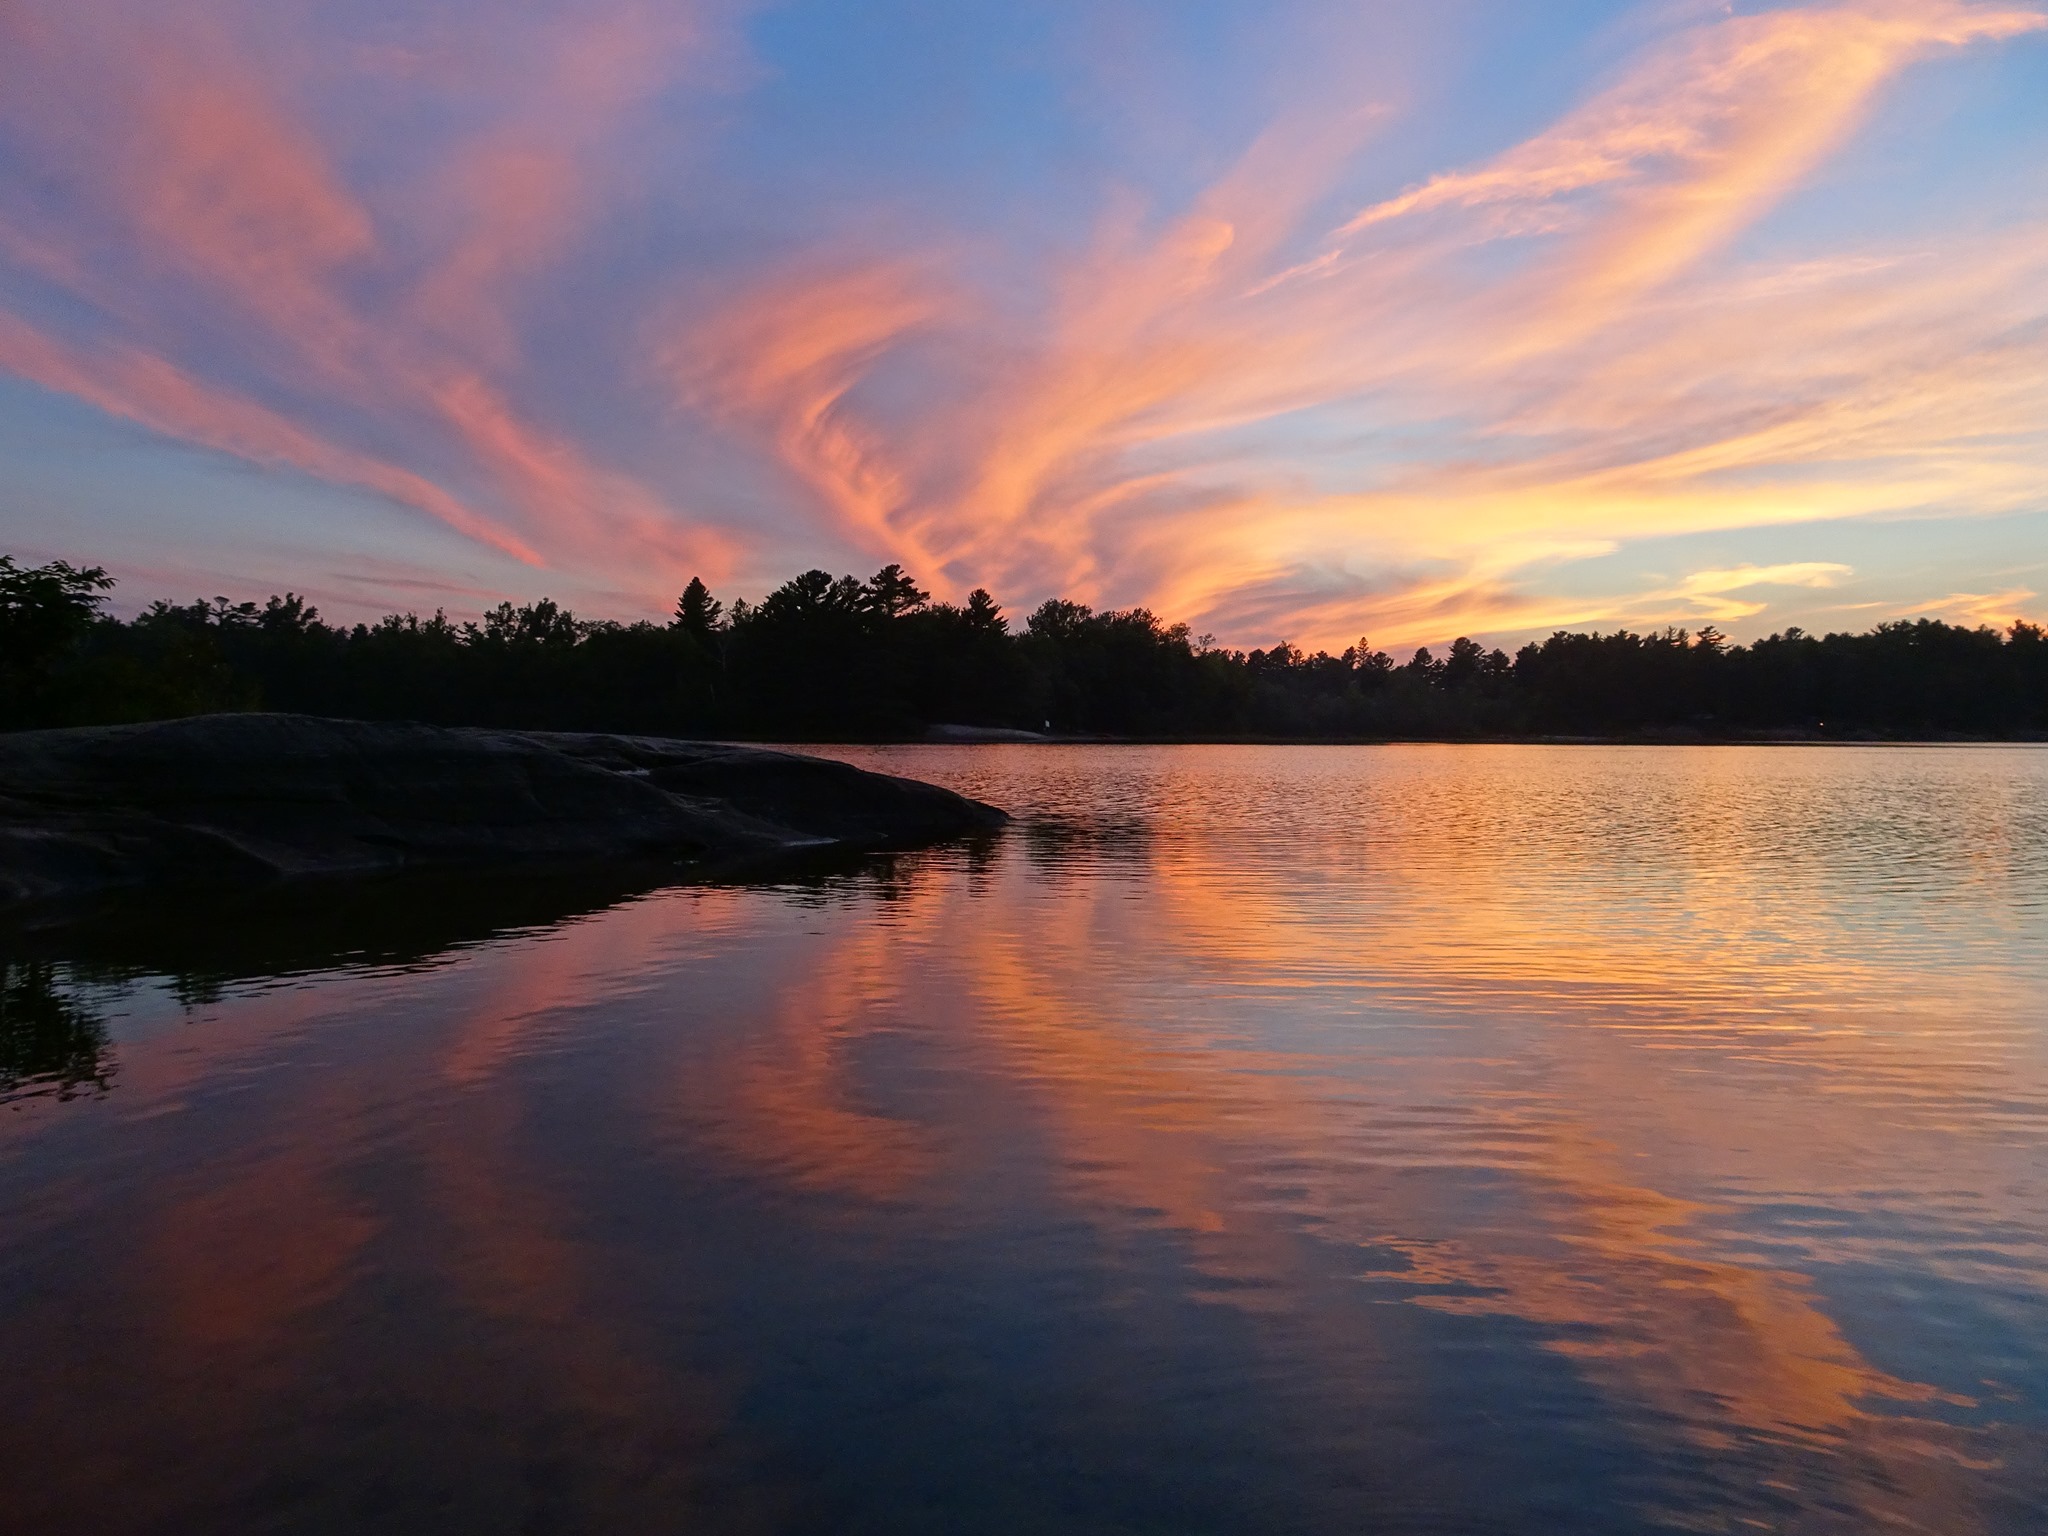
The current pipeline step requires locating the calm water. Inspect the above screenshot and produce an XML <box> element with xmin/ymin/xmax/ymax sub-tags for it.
<box><xmin>5</xmin><ymin>745</ymin><xmax>2047</xmax><ymax>1534</ymax></box>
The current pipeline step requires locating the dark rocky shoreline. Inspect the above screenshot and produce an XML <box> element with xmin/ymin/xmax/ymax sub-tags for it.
<box><xmin>0</xmin><ymin>714</ymin><xmax>1006</xmax><ymax>914</ymax></box>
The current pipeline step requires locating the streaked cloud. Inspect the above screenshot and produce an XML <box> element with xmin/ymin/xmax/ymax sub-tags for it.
<box><xmin>0</xmin><ymin>0</ymin><xmax>744</xmax><ymax>589</ymax></box>
<box><xmin>0</xmin><ymin>309</ymin><xmax>540</xmax><ymax>562</ymax></box>
<box><xmin>1678</xmin><ymin>563</ymin><xmax>1852</xmax><ymax>596</ymax></box>
<box><xmin>0</xmin><ymin>0</ymin><xmax>2042</xmax><ymax>636</ymax></box>
<box><xmin>1909</xmin><ymin>586</ymin><xmax>2042</xmax><ymax>627</ymax></box>
<box><xmin>669</xmin><ymin>0</ymin><xmax>2046</xmax><ymax>644</ymax></box>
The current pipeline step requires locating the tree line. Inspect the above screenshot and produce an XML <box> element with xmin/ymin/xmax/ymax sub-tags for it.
<box><xmin>4</xmin><ymin>553</ymin><xmax>2044</xmax><ymax>740</ymax></box>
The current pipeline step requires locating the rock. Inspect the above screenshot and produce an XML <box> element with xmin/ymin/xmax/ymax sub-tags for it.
<box><xmin>0</xmin><ymin>714</ymin><xmax>1006</xmax><ymax>913</ymax></box>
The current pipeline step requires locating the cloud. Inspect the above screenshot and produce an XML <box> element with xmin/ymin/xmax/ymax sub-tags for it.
<box><xmin>1</xmin><ymin>0</ymin><xmax>2043</xmax><ymax>636</ymax></box>
<box><xmin>1607</xmin><ymin>561</ymin><xmax>1861</xmax><ymax>624</ymax></box>
<box><xmin>672</xmin><ymin>260</ymin><xmax>950</xmax><ymax>567</ymax></box>
<box><xmin>0</xmin><ymin>0</ymin><xmax>742</xmax><ymax>600</ymax></box>
<box><xmin>0</xmin><ymin>310</ymin><xmax>541</xmax><ymax>563</ymax></box>
<box><xmin>404</xmin><ymin>1</ymin><xmax>721</xmax><ymax>366</ymax></box>
<box><xmin>665</xmin><ymin>0</ymin><xmax>2044</xmax><ymax>646</ymax></box>
<box><xmin>1325</xmin><ymin>1</ymin><xmax>2046</xmax><ymax>347</ymax></box>
<box><xmin>1905</xmin><ymin>586</ymin><xmax>2040</xmax><ymax>627</ymax></box>
<box><xmin>1677</xmin><ymin>562</ymin><xmax>1852</xmax><ymax>596</ymax></box>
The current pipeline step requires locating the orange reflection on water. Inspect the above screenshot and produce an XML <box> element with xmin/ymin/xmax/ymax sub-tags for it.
<box><xmin>689</xmin><ymin>912</ymin><xmax>939</xmax><ymax>1204</ymax></box>
<box><xmin>679</xmin><ymin>849</ymin><xmax>1962</xmax><ymax>1453</ymax></box>
<box><xmin>4</xmin><ymin>744</ymin><xmax>2044</xmax><ymax>1533</ymax></box>
<box><xmin>775</xmin><ymin>745</ymin><xmax>2048</xmax><ymax>1501</ymax></box>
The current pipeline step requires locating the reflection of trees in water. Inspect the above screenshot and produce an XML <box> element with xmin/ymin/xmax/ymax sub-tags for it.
<box><xmin>768</xmin><ymin>821</ymin><xmax>1147</xmax><ymax>902</ymax></box>
<box><xmin>0</xmin><ymin>961</ymin><xmax>113</xmax><ymax>1102</ymax></box>
<box><xmin>766</xmin><ymin>835</ymin><xmax>1010</xmax><ymax>909</ymax></box>
<box><xmin>1021</xmin><ymin>816</ymin><xmax>1152</xmax><ymax>876</ymax></box>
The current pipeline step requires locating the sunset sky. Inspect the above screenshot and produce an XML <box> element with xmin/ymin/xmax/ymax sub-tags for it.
<box><xmin>2</xmin><ymin>0</ymin><xmax>2044</xmax><ymax>650</ymax></box>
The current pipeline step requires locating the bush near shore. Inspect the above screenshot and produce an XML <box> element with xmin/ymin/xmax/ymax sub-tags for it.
<box><xmin>3</xmin><ymin>555</ymin><xmax>2044</xmax><ymax>740</ymax></box>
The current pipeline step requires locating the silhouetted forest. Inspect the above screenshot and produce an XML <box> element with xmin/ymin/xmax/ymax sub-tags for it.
<box><xmin>4</xmin><ymin>554</ymin><xmax>2045</xmax><ymax>740</ymax></box>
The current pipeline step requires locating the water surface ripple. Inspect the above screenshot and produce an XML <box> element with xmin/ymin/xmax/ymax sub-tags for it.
<box><xmin>4</xmin><ymin>744</ymin><xmax>2045</xmax><ymax>1534</ymax></box>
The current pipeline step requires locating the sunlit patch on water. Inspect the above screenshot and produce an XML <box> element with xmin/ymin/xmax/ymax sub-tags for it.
<box><xmin>3</xmin><ymin>745</ymin><xmax>2045</xmax><ymax>1533</ymax></box>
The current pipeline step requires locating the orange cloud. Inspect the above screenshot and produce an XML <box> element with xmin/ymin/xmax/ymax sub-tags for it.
<box><xmin>674</xmin><ymin>260</ymin><xmax>951</xmax><ymax>566</ymax></box>
<box><xmin>1324</xmin><ymin>2</ymin><xmax>2048</xmax><ymax>351</ymax></box>
<box><xmin>1907</xmin><ymin>586</ymin><xmax>2041</xmax><ymax>627</ymax></box>
<box><xmin>2</xmin><ymin>0</ymin><xmax>2043</xmax><ymax>636</ymax></box>
<box><xmin>664</xmin><ymin>1</ymin><xmax>2044</xmax><ymax>646</ymax></box>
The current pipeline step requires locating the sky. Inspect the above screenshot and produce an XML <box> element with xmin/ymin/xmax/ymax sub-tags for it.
<box><xmin>1</xmin><ymin>0</ymin><xmax>2044</xmax><ymax>651</ymax></box>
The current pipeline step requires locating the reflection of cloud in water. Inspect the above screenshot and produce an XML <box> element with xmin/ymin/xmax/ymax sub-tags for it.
<box><xmin>3</xmin><ymin>745</ymin><xmax>2046</xmax><ymax>1532</ymax></box>
<box><xmin>718</xmin><ymin>744</ymin><xmax>2048</xmax><ymax>1528</ymax></box>
<box><xmin>717</xmin><ymin>849</ymin><xmax>2026</xmax><ymax>1529</ymax></box>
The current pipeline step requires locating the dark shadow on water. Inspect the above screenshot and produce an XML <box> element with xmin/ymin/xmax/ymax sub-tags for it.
<box><xmin>0</xmin><ymin>834</ymin><xmax>1008</xmax><ymax>996</ymax></box>
<box><xmin>3</xmin><ymin>862</ymin><xmax>712</xmax><ymax>990</ymax></box>
<box><xmin>0</xmin><ymin>960</ymin><xmax>113</xmax><ymax>1103</ymax></box>
<box><xmin>1018</xmin><ymin>814</ymin><xmax>1153</xmax><ymax>874</ymax></box>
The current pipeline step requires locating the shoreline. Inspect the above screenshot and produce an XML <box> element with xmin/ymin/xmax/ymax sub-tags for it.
<box><xmin>804</xmin><ymin>730</ymin><xmax>2048</xmax><ymax>749</ymax></box>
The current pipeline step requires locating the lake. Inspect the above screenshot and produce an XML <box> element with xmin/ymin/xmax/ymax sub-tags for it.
<box><xmin>4</xmin><ymin>744</ymin><xmax>2046</xmax><ymax>1534</ymax></box>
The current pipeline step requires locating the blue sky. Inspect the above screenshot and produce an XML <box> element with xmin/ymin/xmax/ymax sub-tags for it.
<box><xmin>1</xmin><ymin>0</ymin><xmax>2044</xmax><ymax>648</ymax></box>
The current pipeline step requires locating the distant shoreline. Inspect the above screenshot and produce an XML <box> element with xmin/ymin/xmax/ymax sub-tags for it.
<box><xmin>839</xmin><ymin>728</ymin><xmax>2048</xmax><ymax>749</ymax></box>
<box><xmin>10</xmin><ymin>557</ymin><xmax>2044</xmax><ymax>745</ymax></box>
<box><xmin>10</xmin><ymin>717</ymin><xmax>2037</xmax><ymax>751</ymax></box>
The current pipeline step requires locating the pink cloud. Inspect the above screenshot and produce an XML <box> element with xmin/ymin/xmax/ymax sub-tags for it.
<box><xmin>2</xmin><ymin>0</ymin><xmax>2043</xmax><ymax>644</ymax></box>
<box><xmin>666</xmin><ymin>1</ymin><xmax>2047</xmax><ymax>647</ymax></box>
<box><xmin>0</xmin><ymin>0</ymin><xmax>740</xmax><ymax>601</ymax></box>
<box><xmin>0</xmin><ymin>310</ymin><xmax>541</xmax><ymax>563</ymax></box>
<box><xmin>673</xmin><ymin>260</ymin><xmax>952</xmax><ymax>568</ymax></box>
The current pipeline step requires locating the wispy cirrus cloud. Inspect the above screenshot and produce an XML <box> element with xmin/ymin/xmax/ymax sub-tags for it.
<box><xmin>1</xmin><ymin>1</ymin><xmax>2042</xmax><ymax>637</ymax></box>
<box><xmin>0</xmin><ymin>309</ymin><xmax>542</xmax><ymax>562</ymax></box>
<box><xmin>1907</xmin><ymin>586</ymin><xmax>2042</xmax><ymax>627</ymax></box>
<box><xmin>673</xmin><ymin>260</ymin><xmax>953</xmax><ymax>571</ymax></box>
<box><xmin>1316</xmin><ymin>0</ymin><xmax>2047</xmax><ymax>351</ymax></box>
<box><xmin>668</xmin><ymin>0</ymin><xmax>2046</xmax><ymax>646</ymax></box>
<box><xmin>0</xmin><ymin>0</ymin><xmax>745</xmax><ymax>596</ymax></box>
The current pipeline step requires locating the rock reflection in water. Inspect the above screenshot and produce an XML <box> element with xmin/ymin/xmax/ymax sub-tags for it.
<box><xmin>1</xmin><ymin>745</ymin><xmax>2045</xmax><ymax>1535</ymax></box>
